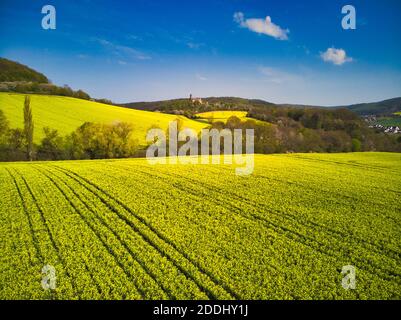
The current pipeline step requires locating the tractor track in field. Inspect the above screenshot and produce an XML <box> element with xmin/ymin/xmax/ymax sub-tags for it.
<box><xmin>9</xmin><ymin>167</ymin><xmax>79</xmax><ymax>298</ymax></box>
<box><xmin>122</xmin><ymin>165</ymin><xmax>401</xmax><ymax>285</ymax></box>
<box><xmin>255</xmin><ymin>173</ymin><xmax>401</xmax><ymax>219</ymax></box>
<box><xmin>23</xmin><ymin>166</ymin><xmax>112</xmax><ymax>298</ymax></box>
<box><xmin>5</xmin><ymin>168</ymin><xmax>43</xmax><ymax>265</ymax></box>
<box><xmin>1</xmin><ymin>154</ymin><xmax>401</xmax><ymax>300</ymax></box>
<box><xmin>50</xmin><ymin>165</ymin><xmax>239</xmax><ymax>300</ymax></box>
<box><xmin>34</xmin><ymin>165</ymin><xmax>153</xmax><ymax>299</ymax></box>
<box><xmin>170</xmin><ymin>158</ymin><xmax>401</xmax><ymax>206</ymax></box>
<box><xmin>0</xmin><ymin>169</ymin><xmax>39</xmax><ymax>277</ymax></box>
<box><xmin>288</xmin><ymin>155</ymin><xmax>401</xmax><ymax>175</ymax></box>
<box><xmin>155</xmin><ymin>164</ymin><xmax>401</xmax><ymax>258</ymax></box>
<box><xmin>276</xmin><ymin>163</ymin><xmax>401</xmax><ymax>197</ymax></box>
<box><xmin>91</xmin><ymin>165</ymin><xmax>339</xmax><ymax>298</ymax></box>
<box><xmin>174</xmin><ymin>162</ymin><xmax>401</xmax><ymax>212</ymax></box>
<box><xmin>92</xmin><ymin>166</ymin><xmax>401</xmax><ymax>296</ymax></box>
<box><xmin>82</xmin><ymin>262</ymin><xmax>103</xmax><ymax>297</ymax></box>
<box><xmin>40</xmin><ymin>165</ymin><xmax>171</xmax><ymax>299</ymax></box>
<box><xmin>119</xmin><ymin>164</ymin><xmax>398</xmax><ymax>256</ymax></box>
<box><xmin>161</xmin><ymin>168</ymin><xmax>401</xmax><ymax>280</ymax></box>
<box><xmin>262</xmin><ymin>164</ymin><xmax>401</xmax><ymax>201</ymax></box>
<box><xmin>82</xmin><ymin>165</ymin><xmax>285</xmax><ymax>284</ymax></box>
<box><xmin>37</xmin><ymin>164</ymin><xmax>187</xmax><ymax>299</ymax></box>
<box><xmin>92</xmin><ymin>165</ymin><xmax>300</xmax><ymax>297</ymax></box>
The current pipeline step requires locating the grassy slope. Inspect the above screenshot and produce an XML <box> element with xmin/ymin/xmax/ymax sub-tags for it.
<box><xmin>195</xmin><ymin>110</ymin><xmax>269</xmax><ymax>125</ymax></box>
<box><xmin>196</xmin><ymin>111</ymin><xmax>248</xmax><ymax>120</ymax></box>
<box><xmin>344</xmin><ymin>97</ymin><xmax>401</xmax><ymax>115</ymax></box>
<box><xmin>375</xmin><ymin>116</ymin><xmax>401</xmax><ymax>127</ymax></box>
<box><xmin>1</xmin><ymin>152</ymin><xmax>400</xmax><ymax>299</ymax></box>
<box><xmin>0</xmin><ymin>57</ymin><xmax>49</xmax><ymax>83</ymax></box>
<box><xmin>0</xmin><ymin>92</ymin><xmax>207</xmax><ymax>143</ymax></box>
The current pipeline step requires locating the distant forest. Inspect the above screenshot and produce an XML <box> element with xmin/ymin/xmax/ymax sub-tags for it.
<box><xmin>125</xmin><ymin>97</ymin><xmax>401</xmax><ymax>154</ymax></box>
<box><xmin>1</xmin><ymin>95</ymin><xmax>401</xmax><ymax>163</ymax></box>
<box><xmin>1</xmin><ymin>57</ymin><xmax>401</xmax><ymax>162</ymax></box>
<box><xmin>0</xmin><ymin>58</ymin><xmax>113</xmax><ymax>104</ymax></box>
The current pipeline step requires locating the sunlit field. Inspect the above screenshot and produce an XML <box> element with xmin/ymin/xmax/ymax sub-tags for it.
<box><xmin>1</xmin><ymin>153</ymin><xmax>400</xmax><ymax>299</ymax></box>
<box><xmin>0</xmin><ymin>92</ymin><xmax>207</xmax><ymax>144</ymax></box>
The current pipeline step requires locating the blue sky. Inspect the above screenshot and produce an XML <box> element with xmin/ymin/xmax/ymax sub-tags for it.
<box><xmin>1</xmin><ymin>0</ymin><xmax>401</xmax><ymax>105</ymax></box>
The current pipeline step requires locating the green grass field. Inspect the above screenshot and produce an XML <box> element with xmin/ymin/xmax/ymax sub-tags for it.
<box><xmin>196</xmin><ymin>111</ymin><xmax>248</xmax><ymax>121</ymax></box>
<box><xmin>0</xmin><ymin>93</ymin><xmax>207</xmax><ymax>143</ymax></box>
<box><xmin>195</xmin><ymin>110</ymin><xmax>269</xmax><ymax>126</ymax></box>
<box><xmin>375</xmin><ymin>116</ymin><xmax>401</xmax><ymax>127</ymax></box>
<box><xmin>1</xmin><ymin>152</ymin><xmax>400</xmax><ymax>299</ymax></box>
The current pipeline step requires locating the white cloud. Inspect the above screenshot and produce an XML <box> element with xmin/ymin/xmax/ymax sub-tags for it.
<box><xmin>258</xmin><ymin>66</ymin><xmax>301</xmax><ymax>84</ymax></box>
<box><xmin>187</xmin><ymin>42</ymin><xmax>204</xmax><ymax>49</ymax></box>
<box><xmin>320</xmin><ymin>48</ymin><xmax>352</xmax><ymax>65</ymax></box>
<box><xmin>234</xmin><ymin>11</ymin><xmax>289</xmax><ymax>40</ymax></box>
<box><xmin>126</xmin><ymin>34</ymin><xmax>143</xmax><ymax>41</ymax></box>
<box><xmin>93</xmin><ymin>38</ymin><xmax>151</xmax><ymax>61</ymax></box>
<box><xmin>196</xmin><ymin>73</ymin><xmax>207</xmax><ymax>81</ymax></box>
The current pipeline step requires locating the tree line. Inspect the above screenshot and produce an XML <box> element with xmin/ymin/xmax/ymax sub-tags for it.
<box><xmin>1</xmin><ymin>96</ymin><xmax>401</xmax><ymax>162</ymax></box>
<box><xmin>0</xmin><ymin>81</ymin><xmax>115</xmax><ymax>105</ymax></box>
<box><xmin>0</xmin><ymin>96</ymin><xmax>140</xmax><ymax>162</ymax></box>
<box><xmin>210</xmin><ymin>111</ymin><xmax>401</xmax><ymax>153</ymax></box>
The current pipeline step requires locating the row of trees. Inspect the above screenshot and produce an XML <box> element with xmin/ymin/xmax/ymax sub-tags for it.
<box><xmin>210</xmin><ymin>115</ymin><xmax>401</xmax><ymax>154</ymax></box>
<box><xmin>0</xmin><ymin>96</ymin><xmax>35</xmax><ymax>161</ymax></box>
<box><xmin>0</xmin><ymin>82</ymin><xmax>117</xmax><ymax>106</ymax></box>
<box><xmin>0</xmin><ymin>82</ymin><xmax>91</xmax><ymax>100</ymax></box>
<box><xmin>1</xmin><ymin>96</ymin><xmax>401</xmax><ymax>162</ymax></box>
<box><xmin>0</xmin><ymin>96</ymin><xmax>140</xmax><ymax>162</ymax></box>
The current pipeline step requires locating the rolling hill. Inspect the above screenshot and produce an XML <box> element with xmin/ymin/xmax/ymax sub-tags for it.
<box><xmin>195</xmin><ymin>111</ymin><xmax>248</xmax><ymax>122</ymax></box>
<box><xmin>2</xmin><ymin>57</ymin><xmax>400</xmax><ymax>117</ymax></box>
<box><xmin>0</xmin><ymin>58</ymin><xmax>49</xmax><ymax>83</ymax></box>
<box><xmin>122</xmin><ymin>97</ymin><xmax>276</xmax><ymax>112</ymax></box>
<box><xmin>341</xmin><ymin>97</ymin><xmax>401</xmax><ymax>116</ymax></box>
<box><xmin>195</xmin><ymin>111</ymin><xmax>270</xmax><ymax>127</ymax></box>
<box><xmin>0</xmin><ymin>92</ymin><xmax>207</xmax><ymax>144</ymax></box>
<box><xmin>122</xmin><ymin>96</ymin><xmax>401</xmax><ymax>116</ymax></box>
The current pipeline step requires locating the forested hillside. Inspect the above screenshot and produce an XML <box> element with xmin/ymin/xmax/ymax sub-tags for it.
<box><xmin>0</xmin><ymin>58</ymin><xmax>49</xmax><ymax>83</ymax></box>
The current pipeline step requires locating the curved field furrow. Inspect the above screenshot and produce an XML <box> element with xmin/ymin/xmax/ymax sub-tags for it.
<box><xmin>32</xmin><ymin>166</ymin><xmax>157</xmax><ymax>299</ymax></box>
<box><xmin>111</xmin><ymin>162</ymin><xmax>399</xmax><ymax>258</ymax></box>
<box><xmin>52</xmin><ymin>165</ymin><xmax>299</xmax><ymax>299</ymax></box>
<box><xmin>58</xmin><ymin>165</ymin><xmax>349</xmax><ymax>298</ymax></box>
<box><xmin>17</xmin><ymin>165</ymin><xmax>142</xmax><ymax>299</ymax></box>
<box><xmin>37</xmin><ymin>165</ymin><xmax>208</xmax><ymax>300</ymax></box>
<box><xmin>1</xmin><ymin>153</ymin><xmax>400</xmax><ymax>299</ymax></box>
<box><xmin>289</xmin><ymin>154</ymin><xmax>401</xmax><ymax>174</ymax></box>
<box><xmin>111</xmin><ymin>164</ymin><xmax>401</xmax><ymax>286</ymax></box>
<box><xmin>76</xmin><ymin>164</ymin><xmax>298</xmax><ymax>298</ymax></box>
<box><xmin>17</xmin><ymin>171</ymin><xmax>79</xmax><ymax>293</ymax></box>
<box><xmin>7</xmin><ymin>167</ymin><xmax>77</xmax><ymax>299</ymax></box>
<box><xmin>50</xmin><ymin>165</ymin><xmax>237</xmax><ymax>300</ymax></box>
<box><xmin>5</xmin><ymin>168</ymin><xmax>43</xmax><ymax>263</ymax></box>
<box><xmin>147</xmin><ymin>161</ymin><xmax>401</xmax><ymax>253</ymax></box>
<box><xmin>0</xmin><ymin>168</ymin><xmax>48</xmax><ymax>299</ymax></box>
<box><xmin>76</xmin><ymin>161</ymin><xmax>394</xmax><ymax>298</ymax></box>
<box><xmin>161</xmin><ymin>166</ymin><xmax>401</xmax><ymax>261</ymax></box>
